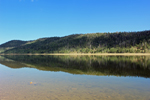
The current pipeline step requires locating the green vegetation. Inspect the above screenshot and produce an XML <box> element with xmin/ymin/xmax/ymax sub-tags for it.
<box><xmin>1</xmin><ymin>55</ymin><xmax>150</xmax><ymax>77</ymax></box>
<box><xmin>0</xmin><ymin>40</ymin><xmax>28</xmax><ymax>53</ymax></box>
<box><xmin>0</xmin><ymin>30</ymin><xmax>150</xmax><ymax>54</ymax></box>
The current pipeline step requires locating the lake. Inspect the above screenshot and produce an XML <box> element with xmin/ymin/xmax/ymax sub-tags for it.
<box><xmin>0</xmin><ymin>55</ymin><xmax>150</xmax><ymax>100</ymax></box>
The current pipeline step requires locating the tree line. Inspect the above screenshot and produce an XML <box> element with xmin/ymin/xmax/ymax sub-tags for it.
<box><xmin>0</xmin><ymin>30</ymin><xmax>150</xmax><ymax>53</ymax></box>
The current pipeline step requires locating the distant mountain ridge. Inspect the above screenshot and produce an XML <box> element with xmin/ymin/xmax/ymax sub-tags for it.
<box><xmin>0</xmin><ymin>40</ymin><xmax>28</xmax><ymax>53</ymax></box>
<box><xmin>0</xmin><ymin>30</ymin><xmax>150</xmax><ymax>53</ymax></box>
<box><xmin>0</xmin><ymin>40</ymin><xmax>27</xmax><ymax>47</ymax></box>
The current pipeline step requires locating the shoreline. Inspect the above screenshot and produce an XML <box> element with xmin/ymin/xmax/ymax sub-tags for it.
<box><xmin>1</xmin><ymin>53</ymin><xmax>150</xmax><ymax>56</ymax></box>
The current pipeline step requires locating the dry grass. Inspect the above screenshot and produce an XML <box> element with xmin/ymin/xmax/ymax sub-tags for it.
<box><xmin>1</xmin><ymin>53</ymin><xmax>150</xmax><ymax>56</ymax></box>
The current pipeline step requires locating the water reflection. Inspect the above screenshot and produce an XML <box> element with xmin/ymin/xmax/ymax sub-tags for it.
<box><xmin>0</xmin><ymin>55</ymin><xmax>150</xmax><ymax>78</ymax></box>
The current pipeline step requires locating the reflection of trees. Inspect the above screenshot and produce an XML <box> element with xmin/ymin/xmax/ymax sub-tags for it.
<box><xmin>1</xmin><ymin>55</ymin><xmax>150</xmax><ymax>78</ymax></box>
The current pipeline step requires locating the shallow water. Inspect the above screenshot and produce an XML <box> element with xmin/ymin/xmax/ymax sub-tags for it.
<box><xmin>0</xmin><ymin>55</ymin><xmax>150</xmax><ymax>100</ymax></box>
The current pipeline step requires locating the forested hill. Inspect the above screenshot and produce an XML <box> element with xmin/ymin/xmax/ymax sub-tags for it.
<box><xmin>0</xmin><ymin>40</ymin><xmax>27</xmax><ymax>48</ymax></box>
<box><xmin>0</xmin><ymin>30</ymin><xmax>150</xmax><ymax>54</ymax></box>
<box><xmin>0</xmin><ymin>40</ymin><xmax>28</xmax><ymax>53</ymax></box>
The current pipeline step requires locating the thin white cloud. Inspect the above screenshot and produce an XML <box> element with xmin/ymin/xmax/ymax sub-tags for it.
<box><xmin>31</xmin><ymin>0</ymin><xmax>34</xmax><ymax>2</ymax></box>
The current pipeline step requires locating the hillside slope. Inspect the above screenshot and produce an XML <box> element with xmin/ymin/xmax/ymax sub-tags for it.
<box><xmin>0</xmin><ymin>40</ymin><xmax>28</xmax><ymax>48</ymax></box>
<box><xmin>1</xmin><ymin>30</ymin><xmax>150</xmax><ymax>53</ymax></box>
<box><xmin>0</xmin><ymin>40</ymin><xmax>28</xmax><ymax>53</ymax></box>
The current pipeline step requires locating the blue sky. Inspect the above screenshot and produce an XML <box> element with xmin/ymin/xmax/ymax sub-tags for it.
<box><xmin>0</xmin><ymin>0</ymin><xmax>150</xmax><ymax>44</ymax></box>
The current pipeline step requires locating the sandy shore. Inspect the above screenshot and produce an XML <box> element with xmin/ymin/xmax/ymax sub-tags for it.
<box><xmin>1</xmin><ymin>53</ymin><xmax>150</xmax><ymax>56</ymax></box>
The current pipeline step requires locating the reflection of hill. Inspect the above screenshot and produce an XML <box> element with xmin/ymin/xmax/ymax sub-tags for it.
<box><xmin>1</xmin><ymin>55</ymin><xmax>150</xmax><ymax>78</ymax></box>
<box><xmin>0</xmin><ymin>56</ymin><xmax>28</xmax><ymax>68</ymax></box>
<box><xmin>0</xmin><ymin>61</ymin><xmax>27</xmax><ymax>68</ymax></box>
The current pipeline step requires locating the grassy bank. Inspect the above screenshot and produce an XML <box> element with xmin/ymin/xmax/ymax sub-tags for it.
<box><xmin>1</xmin><ymin>53</ymin><xmax>150</xmax><ymax>56</ymax></box>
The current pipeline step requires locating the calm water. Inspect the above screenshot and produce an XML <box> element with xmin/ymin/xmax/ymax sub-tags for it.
<box><xmin>0</xmin><ymin>55</ymin><xmax>150</xmax><ymax>100</ymax></box>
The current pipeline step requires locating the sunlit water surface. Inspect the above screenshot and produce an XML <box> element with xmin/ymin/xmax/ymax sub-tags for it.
<box><xmin>0</xmin><ymin>55</ymin><xmax>150</xmax><ymax>100</ymax></box>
